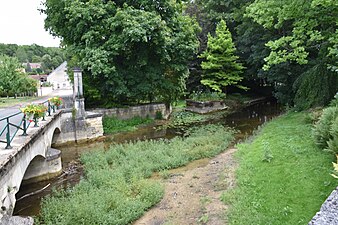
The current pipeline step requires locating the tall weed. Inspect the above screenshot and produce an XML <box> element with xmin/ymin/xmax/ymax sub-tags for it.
<box><xmin>103</xmin><ymin>116</ymin><xmax>153</xmax><ymax>134</ymax></box>
<box><xmin>38</xmin><ymin>125</ymin><xmax>234</xmax><ymax>224</ymax></box>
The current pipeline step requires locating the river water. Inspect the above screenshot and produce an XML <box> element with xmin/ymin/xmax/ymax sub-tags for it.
<box><xmin>13</xmin><ymin>99</ymin><xmax>282</xmax><ymax>217</ymax></box>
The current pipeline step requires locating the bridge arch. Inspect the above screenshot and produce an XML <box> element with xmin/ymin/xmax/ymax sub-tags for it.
<box><xmin>51</xmin><ymin>127</ymin><xmax>61</xmax><ymax>147</ymax></box>
<box><xmin>0</xmin><ymin>113</ymin><xmax>63</xmax><ymax>217</ymax></box>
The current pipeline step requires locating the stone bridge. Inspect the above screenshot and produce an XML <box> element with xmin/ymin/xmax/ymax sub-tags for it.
<box><xmin>0</xmin><ymin>107</ymin><xmax>103</xmax><ymax>220</ymax></box>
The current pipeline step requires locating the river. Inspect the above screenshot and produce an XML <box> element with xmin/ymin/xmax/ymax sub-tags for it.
<box><xmin>13</xmin><ymin>98</ymin><xmax>282</xmax><ymax>217</ymax></box>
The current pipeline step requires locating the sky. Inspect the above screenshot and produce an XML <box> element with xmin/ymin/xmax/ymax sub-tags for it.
<box><xmin>0</xmin><ymin>0</ymin><xmax>61</xmax><ymax>47</ymax></box>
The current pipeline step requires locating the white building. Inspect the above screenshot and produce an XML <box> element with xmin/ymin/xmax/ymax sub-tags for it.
<box><xmin>47</xmin><ymin>61</ymin><xmax>72</xmax><ymax>90</ymax></box>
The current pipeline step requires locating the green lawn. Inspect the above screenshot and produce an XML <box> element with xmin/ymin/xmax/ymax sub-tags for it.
<box><xmin>223</xmin><ymin>112</ymin><xmax>337</xmax><ymax>225</ymax></box>
<box><xmin>0</xmin><ymin>96</ymin><xmax>39</xmax><ymax>108</ymax></box>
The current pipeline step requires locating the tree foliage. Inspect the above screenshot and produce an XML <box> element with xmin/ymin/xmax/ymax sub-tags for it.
<box><xmin>199</xmin><ymin>20</ymin><xmax>244</xmax><ymax>92</ymax></box>
<box><xmin>0</xmin><ymin>55</ymin><xmax>37</xmax><ymax>97</ymax></box>
<box><xmin>0</xmin><ymin>43</ymin><xmax>65</xmax><ymax>73</ymax></box>
<box><xmin>293</xmin><ymin>63</ymin><xmax>338</xmax><ymax>110</ymax></box>
<box><xmin>194</xmin><ymin>0</ymin><xmax>337</xmax><ymax>108</ymax></box>
<box><xmin>246</xmin><ymin>0</ymin><xmax>338</xmax><ymax>71</ymax></box>
<box><xmin>43</xmin><ymin>0</ymin><xmax>199</xmax><ymax>106</ymax></box>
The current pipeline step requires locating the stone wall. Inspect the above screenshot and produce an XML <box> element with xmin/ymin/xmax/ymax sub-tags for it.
<box><xmin>185</xmin><ymin>100</ymin><xmax>227</xmax><ymax>114</ymax></box>
<box><xmin>60</xmin><ymin>95</ymin><xmax>74</xmax><ymax>109</ymax></box>
<box><xmin>91</xmin><ymin>103</ymin><xmax>171</xmax><ymax>120</ymax></box>
<box><xmin>58</xmin><ymin>111</ymin><xmax>104</xmax><ymax>144</ymax></box>
<box><xmin>309</xmin><ymin>187</ymin><xmax>338</xmax><ymax>225</ymax></box>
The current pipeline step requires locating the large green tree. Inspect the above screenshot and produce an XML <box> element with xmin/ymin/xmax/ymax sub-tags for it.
<box><xmin>194</xmin><ymin>0</ymin><xmax>337</xmax><ymax>108</ymax></box>
<box><xmin>0</xmin><ymin>55</ymin><xmax>37</xmax><ymax>97</ymax></box>
<box><xmin>43</xmin><ymin>0</ymin><xmax>199</xmax><ymax>106</ymax></box>
<box><xmin>245</xmin><ymin>0</ymin><xmax>338</xmax><ymax>108</ymax></box>
<box><xmin>246</xmin><ymin>0</ymin><xmax>338</xmax><ymax>71</ymax></box>
<box><xmin>199</xmin><ymin>20</ymin><xmax>244</xmax><ymax>92</ymax></box>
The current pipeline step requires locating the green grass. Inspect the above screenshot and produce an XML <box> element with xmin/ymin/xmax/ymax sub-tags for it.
<box><xmin>103</xmin><ymin>116</ymin><xmax>154</xmax><ymax>134</ymax></box>
<box><xmin>0</xmin><ymin>96</ymin><xmax>39</xmax><ymax>108</ymax></box>
<box><xmin>173</xmin><ymin>99</ymin><xmax>186</xmax><ymax>109</ymax></box>
<box><xmin>38</xmin><ymin>125</ymin><xmax>234</xmax><ymax>225</ymax></box>
<box><xmin>224</xmin><ymin>112</ymin><xmax>337</xmax><ymax>225</ymax></box>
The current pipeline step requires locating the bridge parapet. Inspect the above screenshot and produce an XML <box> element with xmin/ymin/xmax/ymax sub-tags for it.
<box><xmin>0</xmin><ymin>108</ymin><xmax>103</xmax><ymax>220</ymax></box>
<box><xmin>0</xmin><ymin>110</ymin><xmax>63</xmax><ymax>218</ymax></box>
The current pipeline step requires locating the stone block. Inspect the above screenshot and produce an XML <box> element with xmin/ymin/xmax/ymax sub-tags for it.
<box><xmin>309</xmin><ymin>187</ymin><xmax>338</xmax><ymax>225</ymax></box>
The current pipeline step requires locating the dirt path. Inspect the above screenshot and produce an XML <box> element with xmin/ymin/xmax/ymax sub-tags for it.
<box><xmin>134</xmin><ymin>148</ymin><xmax>238</xmax><ymax>225</ymax></box>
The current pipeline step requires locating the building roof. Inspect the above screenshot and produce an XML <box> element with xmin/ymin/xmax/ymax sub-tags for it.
<box><xmin>30</xmin><ymin>74</ymin><xmax>48</xmax><ymax>81</ymax></box>
<box><xmin>22</xmin><ymin>63</ymin><xmax>42</xmax><ymax>69</ymax></box>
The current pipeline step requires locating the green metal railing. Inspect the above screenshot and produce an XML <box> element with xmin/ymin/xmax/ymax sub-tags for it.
<box><xmin>0</xmin><ymin>100</ymin><xmax>56</xmax><ymax>149</ymax></box>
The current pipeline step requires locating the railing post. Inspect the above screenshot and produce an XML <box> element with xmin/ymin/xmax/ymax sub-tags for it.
<box><xmin>22</xmin><ymin>114</ymin><xmax>27</xmax><ymax>136</ymax></box>
<box><xmin>33</xmin><ymin>117</ymin><xmax>38</xmax><ymax>127</ymax></box>
<box><xmin>5</xmin><ymin>118</ymin><xmax>12</xmax><ymax>149</ymax></box>
<box><xmin>48</xmin><ymin>101</ymin><xmax>51</xmax><ymax>116</ymax></box>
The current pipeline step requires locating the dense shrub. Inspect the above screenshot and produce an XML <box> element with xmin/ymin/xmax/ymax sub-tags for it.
<box><xmin>313</xmin><ymin>106</ymin><xmax>338</xmax><ymax>153</ymax></box>
<box><xmin>38</xmin><ymin>125</ymin><xmax>234</xmax><ymax>224</ymax></box>
<box><xmin>327</xmin><ymin>117</ymin><xmax>338</xmax><ymax>153</ymax></box>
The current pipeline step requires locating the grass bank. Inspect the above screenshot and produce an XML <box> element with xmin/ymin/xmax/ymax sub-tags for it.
<box><xmin>103</xmin><ymin>116</ymin><xmax>153</xmax><ymax>134</ymax></box>
<box><xmin>0</xmin><ymin>96</ymin><xmax>39</xmax><ymax>108</ymax></box>
<box><xmin>223</xmin><ymin>112</ymin><xmax>336</xmax><ymax>225</ymax></box>
<box><xmin>38</xmin><ymin>125</ymin><xmax>234</xmax><ymax>224</ymax></box>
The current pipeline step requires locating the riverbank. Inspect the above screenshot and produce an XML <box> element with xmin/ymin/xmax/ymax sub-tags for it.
<box><xmin>14</xmin><ymin>98</ymin><xmax>281</xmax><ymax>219</ymax></box>
<box><xmin>224</xmin><ymin>112</ymin><xmax>336</xmax><ymax>225</ymax></box>
<box><xmin>36</xmin><ymin>125</ymin><xmax>235</xmax><ymax>224</ymax></box>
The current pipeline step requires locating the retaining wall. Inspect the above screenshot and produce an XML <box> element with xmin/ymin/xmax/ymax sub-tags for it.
<box><xmin>91</xmin><ymin>103</ymin><xmax>171</xmax><ymax>120</ymax></box>
<box><xmin>58</xmin><ymin>111</ymin><xmax>104</xmax><ymax>144</ymax></box>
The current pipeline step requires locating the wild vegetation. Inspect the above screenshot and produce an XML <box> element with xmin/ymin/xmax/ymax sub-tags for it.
<box><xmin>223</xmin><ymin>112</ymin><xmax>336</xmax><ymax>225</ymax></box>
<box><xmin>313</xmin><ymin>95</ymin><xmax>338</xmax><ymax>153</ymax></box>
<box><xmin>0</xmin><ymin>43</ymin><xmax>65</xmax><ymax>74</ymax></box>
<box><xmin>187</xmin><ymin>0</ymin><xmax>337</xmax><ymax>107</ymax></box>
<box><xmin>0</xmin><ymin>55</ymin><xmax>37</xmax><ymax>97</ymax></box>
<box><xmin>103</xmin><ymin>116</ymin><xmax>154</xmax><ymax>134</ymax></box>
<box><xmin>37</xmin><ymin>125</ymin><xmax>234</xmax><ymax>224</ymax></box>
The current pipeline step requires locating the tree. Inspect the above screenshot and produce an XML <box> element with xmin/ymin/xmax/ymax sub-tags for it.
<box><xmin>15</xmin><ymin>48</ymin><xmax>28</xmax><ymax>62</ymax></box>
<box><xmin>246</xmin><ymin>0</ymin><xmax>338</xmax><ymax>71</ymax></box>
<box><xmin>41</xmin><ymin>54</ymin><xmax>53</xmax><ymax>72</ymax></box>
<box><xmin>0</xmin><ymin>55</ymin><xmax>37</xmax><ymax>97</ymax></box>
<box><xmin>199</xmin><ymin>20</ymin><xmax>245</xmax><ymax>92</ymax></box>
<box><xmin>244</xmin><ymin>0</ymin><xmax>338</xmax><ymax>107</ymax></box>
<box><xmin>43</xmin><ymin>0</ymin><xmax>199</xmax><ymax>106</ymax></box>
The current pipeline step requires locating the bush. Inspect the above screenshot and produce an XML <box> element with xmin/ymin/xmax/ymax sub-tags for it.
<box><xmin>155</xmin><ymin>111</ymin><xmax>163</xmax><ymax>120</ymax></box>
<box><xmin>313</xmin><ymin>106</ymin><xmax>338</xmax><ymax>152</ymax></box>
<box><xmin>327</xmin><ymin>117</ymin><xmax>338</xmax><ymax>153</ymax></box>
<box><xmin>329</xmin><ymin>92</ymin><xmax>338</xmax><ymax>107</ymax></box>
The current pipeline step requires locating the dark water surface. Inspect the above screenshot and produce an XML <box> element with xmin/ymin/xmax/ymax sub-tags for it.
<box><xmin>13</xmin><ymin>99</ymin><xmax>282</xmax><ymax>216</ymax></box>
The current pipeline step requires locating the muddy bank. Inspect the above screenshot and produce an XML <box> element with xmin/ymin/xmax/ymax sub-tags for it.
<box><xmin>135</xmin><ymin>148</ymin><xmax>238</xmax><ymax>225</ymax></box>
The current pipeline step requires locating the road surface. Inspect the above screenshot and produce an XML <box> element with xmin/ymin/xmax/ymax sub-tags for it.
<box><xmin>0</xmin><ymin>89</ymin><xmax>72</xmax><ymax>148</ymax></box>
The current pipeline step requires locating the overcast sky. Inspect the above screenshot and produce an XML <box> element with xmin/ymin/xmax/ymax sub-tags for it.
<box><xmin>0</xmin><ymin>0</ymin><xmax>60</xmax><ymax>47</ymax></box>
